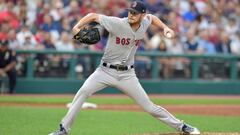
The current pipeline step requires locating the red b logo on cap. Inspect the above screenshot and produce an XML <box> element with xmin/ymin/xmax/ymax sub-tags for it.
<box><xmin>132</xmin><ymin>1</ymin><xmax>137</xmax><ymax>7</ymax></box>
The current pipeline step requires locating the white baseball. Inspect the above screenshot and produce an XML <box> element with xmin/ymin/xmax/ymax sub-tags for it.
<box><xmin>166</xmin><ymin>32</ymin><xmax>172</xmax><ymax>38</ymax></box>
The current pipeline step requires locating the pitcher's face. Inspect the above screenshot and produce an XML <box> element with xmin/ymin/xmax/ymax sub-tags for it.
<box><xmin>128</xmin><ymin>11</ymin><xmax>143</xmax><ymax>25</ymax></box>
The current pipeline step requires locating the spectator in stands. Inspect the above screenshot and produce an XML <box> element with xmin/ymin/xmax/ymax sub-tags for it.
<box><xmin>40</xmin><ymin>14</ymin><xmax>61</xmax><ymax>40</ymax></box>
<box><xmin>42</xmin><ymin>31</ymin><xmax>56</xmax><ymax>49</ymax></box>
<box><xmin>230</xmin><ymin>31</ymin><xmax>240</xmax><ymax>54</ymax></box>
<box><xmin>157</xmin><ymin>39</ymin><xmax>172</xmax><ymax>79</ymax></box>
<box><xmin>0</xmin><ymin>39</ymin><xmax>17</xmax><ymax>94</ymax></box>
<box><xmin>34</xmin><ymin>28</ymin><xmax>45</xmax><ymax>45</ymax></box>
<box><xmin>21</xmin><ymin>33</ymin><xmax>37</xmax><ymax>50</ymax></box>
<box><xmin>215</xmin><ymin>31</ymin><xmax>232</xmax><ymax>54</ymax></box>
<box><xmin>225</xmin><ymin>17</ymin><xmax>239</xmax><ymax>38</ymax></box>
<box><xmin>59</xmin><ymin>17</ymin><xmax>72</xmax><ymax>33</ymax></box>
<box><xmin>36</xmin><ymin>31</ymin><xmax>58</xmax><ymax>76</ymax></box>
<box><xmin>0</xmin><ymin>20</ymin><xmax>10</xmax><ymax>40</ymax></box>
<box><xmin>7</xmin><ymin>29</ymin><xmax>20</xmax><ymax>50</ymax></box>
<box><xmin>166</xmin><ymin>35</ymin><xmax>190</xmax><ymax>78</ymax></box>
<box><xmin>0</xmin><ymin>0</ymin><xmax>6</xmax><ymax>11</ymax></box>
<box><xmin>182</xmin><ymin>1</ymin><xmax>199</xmax><ymax>23</ymax></box>
<box><xmin>197</xmin><ymin>29</ymin><xmax>216</xmax><ymax>54</ymax></box>
<box><xmin>16</xmin><ymin>25</ymin><xmax>37</xmax><ymax>48</ymax></box>
<box><xmin>66</xmin><ymin>0</ymin><xmax>81</xmax><ymax>27</ymax></box>
<box><xmin>208</xmin><ymin>16</ymin><xmax>220</xmax><ymax>46</ymax></box>
<box><xmin>184</xmin><ymin>30</ymin><xmax>201</xmax><ymax>54</ymax></box>
<box><xmin>24</xmin><ymin>0</ymin><xmax>38</xmax><ymax>26</ymax></box>
<box><xmin>144</xmin><ymin>0</ymin><xmax>167</xmax><ymax>15</ymax></box>
<box><xmin>36</xmin><ymin>3</ymin><xmax>51</xmax><ymax>28</ymax></box>
<box><xmin>55</xmin><ymin>31</ymin><xmax>75</xmax><ymax>72</ymax></box>
<box><xmin>143</xmin><ymin>32</ymin><xmax>171</xmax><ymax>79</ymax></box>
<box><xmin>49</xmin><ymin>0</ymin><xmax>65</xmax><ymax>22</ymax></box>
<box><xmin>178</xmin><ymin>19</ymin><xmax>192</xmax><ymax>38</ymax></box>
<box><xmin>55</xmin><ymin>31</ymin><xmax>74</xmax><ymax>51</ymax></box>
<box><xmin>222</xmin><ymin>0</ymin><xmax>237</xmax><ymax>17</ymax></box>
<box><xmin>0</xmin><ymin>0</ymin><xmax>20</xmax><ymax>29</ymax></box>
<box><xmin>17</xmin><ymin>1</ymin><xmax>28</xmax><ymax>25</ymax></box>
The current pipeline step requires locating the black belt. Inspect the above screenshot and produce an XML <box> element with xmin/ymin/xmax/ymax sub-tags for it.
<box><xmin>102</xmin><ymin>63</ymin><xmax>133</xmax><ymax>71</ymax></box>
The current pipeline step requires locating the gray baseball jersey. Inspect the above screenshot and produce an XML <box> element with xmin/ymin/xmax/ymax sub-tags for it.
<box><xmin>60</xmin><ymin>14</ymin><xmax>184</xmax><ymax>133</ymax></box>
<box><xmin>99</xmin><ymin>14</ymin><xmax>151</xmax><ymax>65</ymax></box>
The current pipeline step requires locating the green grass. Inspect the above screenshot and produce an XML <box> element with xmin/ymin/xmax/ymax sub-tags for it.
<box><xmin>87</xmin><ymin>98</ymin><xmax>240</xmax><ymax>105</ymax></box>
<box><xmin>1</xmin><ymin>96</ymin><xmax>240</xmax><ymax>105</ymax></box>
<box><xmin>0</xmin><ymin>106</ymin><xmax>240</xmax><ymax>135</ymax></box>
<box><xmin>0</xmin><ymin>96</ymin><xmax>72</xmax><ymax>104</ymax></box>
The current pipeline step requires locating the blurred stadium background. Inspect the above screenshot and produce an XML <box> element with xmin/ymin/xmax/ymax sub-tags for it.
<box><xmin>0</xmin><ymin>0</ymin><xmax>240</xmax><ymax>94</ymax></box>
<box><xmin>1</xmin><ymin>1</ymin><xmax>240</xmax><ymax>135</ymax></box>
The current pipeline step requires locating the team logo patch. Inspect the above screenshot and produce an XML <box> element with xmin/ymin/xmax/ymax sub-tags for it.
<box><xmin>132</xmin><ymin>1</ymin><xmax>137</xmax><ymax>7</ymax></box>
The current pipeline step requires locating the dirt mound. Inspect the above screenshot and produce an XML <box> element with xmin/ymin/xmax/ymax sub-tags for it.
<box><xmin>99</xmin><ymin>104</ymin><xmax>240</xmax><ymax>116</ymax></box>
<box><xmin>133</xmin><ymin>133</ymin><xmax>240</xmax><ymax>135</ymax></box>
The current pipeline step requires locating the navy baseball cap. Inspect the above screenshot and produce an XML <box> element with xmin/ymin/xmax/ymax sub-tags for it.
<box><xmin>127</xmin><ymin>1</ymin><xmax>146</xmax><ymax>14</ymax></box>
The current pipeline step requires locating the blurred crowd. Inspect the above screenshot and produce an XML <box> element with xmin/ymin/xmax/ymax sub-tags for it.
<box><xmin>0</xmin><ymin>0</ymin><xmax>239</xmax><ymax>79</ymax></box>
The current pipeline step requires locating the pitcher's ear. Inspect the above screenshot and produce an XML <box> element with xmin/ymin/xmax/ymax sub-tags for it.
<box><xmin>141</xmin><ymin>13</ymin><xmax>146</xmax><ymax>19</ymax></box>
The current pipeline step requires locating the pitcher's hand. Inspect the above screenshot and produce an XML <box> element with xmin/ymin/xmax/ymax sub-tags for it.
<box><xmin>163</xmin><ymin>27</ymin><xmax>175</xmax><ymax>39</ymax></box>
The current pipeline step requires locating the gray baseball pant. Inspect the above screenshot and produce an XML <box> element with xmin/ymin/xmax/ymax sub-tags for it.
<box><xmin>61</xmin><ymin>66</ymin><xmax>183</xmax><ymax>131</ymax></box>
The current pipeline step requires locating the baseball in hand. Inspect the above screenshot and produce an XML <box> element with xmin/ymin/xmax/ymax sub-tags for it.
<box><xmin>166</xmin><ymin>32</ymin><xmax>172</xmax><ymax>38</ymax></box>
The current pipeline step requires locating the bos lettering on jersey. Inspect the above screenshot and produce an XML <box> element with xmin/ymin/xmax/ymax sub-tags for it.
<box><xmin>116</xmin><ymin>37</ymin><xmax>140</xmax><ymax>46</ymax></box>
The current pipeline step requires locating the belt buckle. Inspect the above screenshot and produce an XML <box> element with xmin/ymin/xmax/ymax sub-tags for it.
<box><xmin>115</xmin><ymin>64</ymin><xmax>125</xmax><ymax>71</ymax></box>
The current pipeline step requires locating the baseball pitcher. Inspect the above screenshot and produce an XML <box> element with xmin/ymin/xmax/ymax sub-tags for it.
<box><xmin>49</xmin><ymin>1</ymin><xmax>200</xmax><ymax>135</ymax></box>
